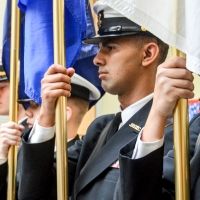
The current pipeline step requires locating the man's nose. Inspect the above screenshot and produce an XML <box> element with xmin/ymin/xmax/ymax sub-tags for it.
<box><xmin>93</xmin><ymin>50</ymin><xmax>106</xmax><ymax>67</ymax></box>
<box><xmin>25</xmin><ymin>110</ymin><xmax>33</xmax><ymax>118</ymax></box>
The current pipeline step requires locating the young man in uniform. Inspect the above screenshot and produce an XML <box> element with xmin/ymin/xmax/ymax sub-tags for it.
<box><xmin>21</xmin><ymin>72</ymin><xmax>101</xmax><ymax>145</ymax></box>
<box><xmin>16</xmin><ymin>1</ymin><xmax>199</xmax><ymax>200</ymax></box>
<box><xmin>0</xmin><ymin>70</ymin><xmax>102</xmax><ymax>199</ymax></box>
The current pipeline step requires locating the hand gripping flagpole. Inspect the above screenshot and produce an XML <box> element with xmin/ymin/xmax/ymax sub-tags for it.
<box><xmin>172</xmin><ymin>49</ymin><xmax>190</xmax><ymax>200</ymax></box>
<box><xmin>7</xmin><ymin>0</ymin><xmax>20</xmax><ymax>199</ymax></box>
<box><xmin>53</xmin><ymin>0</ymin><xmax>68</xmax><ymax>199</ymax></box>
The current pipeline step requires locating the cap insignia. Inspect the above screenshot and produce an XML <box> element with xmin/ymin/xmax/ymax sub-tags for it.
<box><xmin>141</xmin><ymin>26</ymin><xmax>147</xmax><ymax>32</ymax></box>
<box><xmin>97</xmin><ymin>11</ymin><xmax>104</xmax><ymax>29</ymax></box>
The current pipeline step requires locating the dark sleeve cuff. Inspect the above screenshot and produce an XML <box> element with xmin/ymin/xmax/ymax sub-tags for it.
<box><xmin>0</xmin><ymin>162</ymin><xmax>8</xmax><ymax>200</ymax></box>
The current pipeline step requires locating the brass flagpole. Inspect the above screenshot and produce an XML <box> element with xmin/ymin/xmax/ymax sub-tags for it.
<box><xmin>7</xmin><ymin>0</ymin><xmax>20</xmax><ymax>199</ymax></box>
<box><xmin>172</xmin><ymin>49</ymin><xmax>190</xmax><ymax>200</ymax></box>
<box><xmin>53</xmin><ymin>0</ymin><xmax>68</xmax><ymax>199</ymax></box>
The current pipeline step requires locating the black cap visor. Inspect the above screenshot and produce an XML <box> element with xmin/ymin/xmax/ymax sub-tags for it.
<box><xmin>84</xmin><ymin>32</ymin><xmax>141</xmax><ymax>44</ymax></box>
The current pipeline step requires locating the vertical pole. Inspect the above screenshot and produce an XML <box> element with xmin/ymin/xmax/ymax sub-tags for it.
<box><xmin>173</xmin><ymin>49</ymin><xmax>190</xmax><ymax>200</ymax></box>
<box><xmin>53</xmin><ymin>1</ymin><xmax>68</xmax><ymax>199</ymax></box>
<box><xmin>7</xmin><ymin>0</ymin><xmax>20</xmax><ymax>199</ymax></box>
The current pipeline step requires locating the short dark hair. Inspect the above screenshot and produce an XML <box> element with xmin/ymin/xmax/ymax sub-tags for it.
<box><xmin>133</xmin><ymin>34</ymin><xmax>169</xmax><ymax>64</ymax></box>
<box><xmin>154</xmin><ymin>37</ymin><xmax>169</xmax><ymax>64</ymax></box>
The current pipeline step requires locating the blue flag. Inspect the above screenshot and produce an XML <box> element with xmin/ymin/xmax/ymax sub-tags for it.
<box><xmin>17</xmin><ymin>0</ymin><xmax>87</xmax><ymax>104</ymax></box>
<box><xmin>2</xmin><ymin>0</ymin><xmax>29</xmax><ymax>100</ymax></box>
<box><xmin>72</xmin><ymin>1</ymin><xmax>104</xmax><ymax>107</ymax></box>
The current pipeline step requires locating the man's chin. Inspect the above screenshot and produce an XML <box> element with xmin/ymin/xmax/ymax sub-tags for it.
<box><xmin>0</xmin><ymin>110</ymin><xmax>9</xmax><ymax>115</ymax></box>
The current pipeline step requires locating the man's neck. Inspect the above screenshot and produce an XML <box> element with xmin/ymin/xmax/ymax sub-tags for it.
<box><xmin>118</xmin><ymin>91</ymin><xmax>153</xmax><ymax>110</ymax></box>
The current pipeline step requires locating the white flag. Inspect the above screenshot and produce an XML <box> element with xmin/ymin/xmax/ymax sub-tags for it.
<box><xmin>100</xmin><ymin>0</ymin><xmax>200</xmax><ymax>75</ymax></box>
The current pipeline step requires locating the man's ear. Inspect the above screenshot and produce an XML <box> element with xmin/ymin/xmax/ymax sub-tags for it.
<box><xmin>142</xmin><ymin>42</ymin><xmax>159</xmax><ymax>66</ymax></box>
<box><xmin>66</xmin><ymin>106</ymin><xmax>72</xmax><ymax>121</ymax></box>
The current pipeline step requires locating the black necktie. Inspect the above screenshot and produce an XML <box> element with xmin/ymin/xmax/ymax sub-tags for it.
<box><xmin>105</xmin><ymin>112</ymin><xmax>122</xmax><ymax>142</ymax></box>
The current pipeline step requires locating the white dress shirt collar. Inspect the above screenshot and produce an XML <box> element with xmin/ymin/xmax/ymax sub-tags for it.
<box><xmin>120</xmin><ymin>93</ymin><xmax>153</xmax><ymax>127</ymax></box>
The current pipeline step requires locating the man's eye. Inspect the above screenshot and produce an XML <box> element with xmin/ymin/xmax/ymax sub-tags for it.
<box><xmin>105</xmin><ymin>45</ymin><xmax>115</xmax><ymax>51</ymax></box>
<box><xmin>99</xmin><ymin>43</ymin><xmax>117</xmax><ymax>52</ymax></box>
<box><xmin>107</xmin><ymin>45</ymin><xmax>113</xmax><ymax>50</ymax></box>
